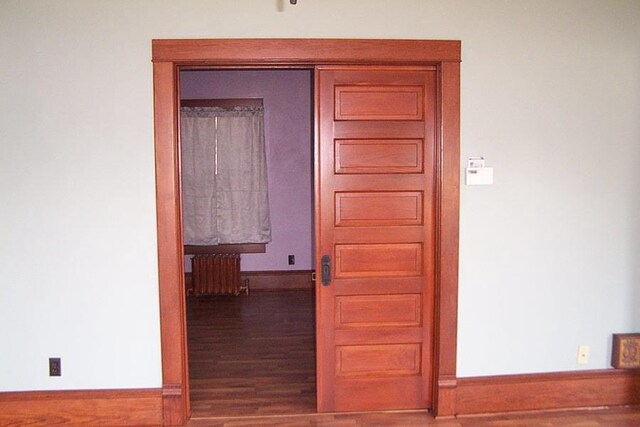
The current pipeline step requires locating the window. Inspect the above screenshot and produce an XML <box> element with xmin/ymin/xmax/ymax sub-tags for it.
<box><xmin>180</xmin><ymin>100</ymin><xmax>271</xmax><ymax>246</ymax></box>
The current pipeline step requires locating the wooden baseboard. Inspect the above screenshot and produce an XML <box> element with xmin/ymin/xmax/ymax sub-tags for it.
<box><xmin>456</xmin><ymin>369</ymin><xmax>640</xmax><ymax>415</ymax></box>
<box><xmin>162</xmin><ymin>383</ymin><xmax>186</xmax><ymax>426</ymax></box>
<box><xmin>185</xmin><ymin>270</ymin><xmax>315</xmax><ymax>293</ymax></box>
<box><xmin>0</xmin><ymin>388</ymin><xmax>162</xmax><ymax>426</ymax></box>
<box><xmin>241</xmin><ymin>270</ymin><xmax>314</xmax><ymax>291</ymax></box>
<box><xmin>434</xmin><ymin>375</ymin><xmax>457</xmax><ymax>417</ymax></box>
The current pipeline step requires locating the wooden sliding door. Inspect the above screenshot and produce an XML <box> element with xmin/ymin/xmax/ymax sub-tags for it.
<box><xmin>153</xmin><ymin>39</ymin><xmax>460</xmax><ymax>425</ymax></box>
<box><xmin>315</xmin><ymin>66</ymin><xmax>437</xmax><ymax>412</ymax></box>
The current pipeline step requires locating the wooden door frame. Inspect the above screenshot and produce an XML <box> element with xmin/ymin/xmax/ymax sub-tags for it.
<box><xmin>152</xmin><ymin>39</ymin><xmax>460</xmax><ymax>426</ymax></box>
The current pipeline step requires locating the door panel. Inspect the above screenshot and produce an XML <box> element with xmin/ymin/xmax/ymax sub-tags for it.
<box><xmin>335</xmin><ymin>294</ymin><xmax>422</xmax><ymax>327</ymax></box>
<box><xmin>335</xmin><ymin>139</ymin><xmax>424</xmax><ymax>174</ymax></box>
<box><xmin>335</xmin><ymin>243</ymin><xmax>423</xmax><ymax>278</ymax></box>
<box><xmin>334</xmin><ymin>85</ymin><xmax>424</xmax><ymax>120</ymax></box>
<box><xmin>335</xmin><ymin>191</ymin><xmax>423</xmax><ymax>227</ymax></box>
<box><xmin>336</xmin><ymin>344</ymin><xmax>422</xmax><ymax>376</ymax></box>
<box><xmin>334</xmin><ymin>377</ymin><xmax>423</xmax><ymax>411</ymax></box>
<box><xmin>316</xmin><ymin>66</ymin><xmax>436</xmax><ymax>412</ymax></box>
<box><xmin>334</xmin><ymin>325</ymin><xmax>424</xmax><ymax>345</ymax></box>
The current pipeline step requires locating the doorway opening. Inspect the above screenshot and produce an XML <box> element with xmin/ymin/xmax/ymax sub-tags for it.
<box><xmin>152</xmin><ymin>38</ymin><xmax>460</xmax><ymax>425</ymax></box>
<box><xmin>179</xmin><ymin>68</ymin><xmax>316</xmax><ymax>417</ymax></box>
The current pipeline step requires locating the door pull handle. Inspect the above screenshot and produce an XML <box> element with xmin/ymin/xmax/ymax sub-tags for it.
<box><xmin>321</xmin><ymin>255</ymin><xmax>332</xmax><ymax>286</ymax></box>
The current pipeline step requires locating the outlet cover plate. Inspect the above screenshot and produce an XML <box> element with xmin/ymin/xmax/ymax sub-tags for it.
<box><xmin>577</xmin><ymin>345</ymin><xmax>590</xmax><ymax>364</ymax></box>
<box><xmin>49</xmin><ymin>357</ymin><xmax>61</xmax><ymax>376</ymax></box>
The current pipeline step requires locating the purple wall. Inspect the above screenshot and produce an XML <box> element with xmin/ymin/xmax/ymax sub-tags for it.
<box><xmin>180</xmin><ymin>70</ymin><xmax>313</xmax><ymax>271</ymax></box>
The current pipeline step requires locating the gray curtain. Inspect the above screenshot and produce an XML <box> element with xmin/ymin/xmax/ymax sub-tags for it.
<box><xmin>180</xmin><ymin>106</ymin><xmax>271</xmax><ymax>245</ymax></box>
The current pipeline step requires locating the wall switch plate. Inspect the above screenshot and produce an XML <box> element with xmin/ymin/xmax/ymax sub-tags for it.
<box><xmin>288</xmin><ymin>255</ymin><xmax>295</xmax><ymax>265</ymax></box>
<box><xmin>49</xmin><ymin>357</ymin><xmax>61</xmax><ymax>376</ymax></box>
<box><xmin>577</xmin><ymin>345</ymin><xmax>590</xmax><ymax>364</ymax></box>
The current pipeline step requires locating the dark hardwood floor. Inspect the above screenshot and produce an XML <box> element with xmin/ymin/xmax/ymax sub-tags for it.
<box><xmin>187</xmin><ymin>291</ymin><xmax>640</xmax><ymax>426</ymax></box>
<box><xmin>187</xmin><ymin>290</ymin><xmax>316</xmax><ymax>417</ymax></box>
<box><xmin>187</xmin><ymin>406</ymin><xmax>640</xmax><ymax>426</ymax></box>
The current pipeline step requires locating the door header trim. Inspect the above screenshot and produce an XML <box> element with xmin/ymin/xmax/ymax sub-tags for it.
<box><xmin>152</xmin><ymin>38</ymin><xmax>461</xmax><ymax>64</ymax></box>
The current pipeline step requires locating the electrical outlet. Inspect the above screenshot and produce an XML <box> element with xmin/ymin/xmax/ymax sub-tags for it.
<box><xmin>288</xmin><ymin>255</ymin><xmax>295</xmax><ymax>265</ymax></box>
<box><xmin>577</xmin><ymin>345</ymin><xmax>590</xmax><ymax>364</ymax></box>
<box><xmin>49</xmin><ymin>357</ymin><xmax>61</xmax><ymax>376</ymax></box>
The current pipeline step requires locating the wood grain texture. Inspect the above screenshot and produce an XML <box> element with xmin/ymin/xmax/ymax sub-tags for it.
<box><xmin>187</xmin><ymin>270</ymin><xmax>315</xmax><ymax>292</ymax></box>
<box><xmin>186</xmin><ymin>406</ymin><xmax>640</xmax><ymax>426</ymax></box>
<box><xmin>335</xmin><ymin>138</ymin><xmax>424</xmax><ymax>174</ymax></box>
<box><xmin>456</xmin><ymin>369</ymin><xmax>640</xmax><ymax>415</ymax></box>
<box><xmin>432</xmin><ymin>60</ymin><xmax>461</xmax><ymax>417</ymax></box>
<box><xmin>334</xmin><ymin>85</ymin><xmax>423</xmax><ymax>120</ymax></box>
<box><xmin>152</xmin><ymin>39</ymin><xmax>461</xmax><ymax>64</ymax></box>
<box><xmin>0</xmin><ymin>388</ymin><xmax>162</xmax><ymax>427</ymax></box>
<box><xmin>335</xmin><ymin>191</ymin><xmax>423</xmax><ymax>226</ymax></box>
<box><xmin>153</xmin><ymin>60</ymin><xmax>190</xmax><ymax>426</ymax></box>
<box><xmin>336</xmin><ymin>344</ymin><xmax>421</xmax><ymax>377</ymax></box>
<box><xmin>334</xmin><ymin>376</ymin><xmax>423</xmax><ymax>412</ymax></box>
<box><xmin>241</xmin><ymin>270</ymin><xmax>314</xmax><ymax>291</ymax></box>
<box><xmin>335</xmin><ymin>243</ymin><xmax>423</xmax><ymax>278</ymax></box>
<box><xmin>187</xmin><ymin>291</ymin><xmax>316</xmax><ymax>418</ymax></box>
<box><xmin>335</xmin><ymin>294</ymin><xmax>421</xmax><ymax>328</ymax></box>
<box><xmin>153</xmin><ymin>39</ymin><xmax>461</xmax><ymax>423</ymax></box>
<box><xmin>316</xmin><ymin>67</ymin><xmax>436</xmax><ymax>413</ymax></box>
<box><xmin>334</xmin><ymin>121</ymin><xmax>426</xmax><ymax>141</ymax></box>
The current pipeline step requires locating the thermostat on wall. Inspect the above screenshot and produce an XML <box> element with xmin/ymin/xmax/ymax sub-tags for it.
<box><xmin>466</xmin><ymin>156</ymin><xmax>494</xmax><ymax>185</ymax></box>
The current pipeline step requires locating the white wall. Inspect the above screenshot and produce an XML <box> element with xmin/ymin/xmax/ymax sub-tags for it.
<box><xmin>1</xmin><ymin>0</ymin><xmax>638</xmax><ymax>391</ymax></box>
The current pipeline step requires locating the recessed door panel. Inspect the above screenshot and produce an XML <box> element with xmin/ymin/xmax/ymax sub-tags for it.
<box><xmin>316</xmin><ymin>66</ymin><xmax>436</xmax><ymax>412</ymax></box>
<box><xmin>336</xmin><ymin>344</ymin><xmax>421</xmax><ymax>377</ymax></box>
<box><xmin>335</xmin><ymin>191</ymin><xmax>423</xmax><ymax>227</ymax></box>
<box><xmin>334</xmin><ymin>377</ymin><xmax>423</xmax><ymax>411</ymax></box>
<box><xmin>335</xmin><ymin>243</ymin><xmax>422</xmax><ymax>278</ymax></box>
<box><xmin>335</xmin><ymin>294</ymin><xmax>422</xmax><ymax>328</ymax></box>
<box><xmin>335</xmin><ymin>86</ymin><xmax>423</xmax><ymax>120</ymax></box>
<box><xmin>335</xmin><ymin>139</ymin><xmax>424</xmax><ymax>174</ymax></box>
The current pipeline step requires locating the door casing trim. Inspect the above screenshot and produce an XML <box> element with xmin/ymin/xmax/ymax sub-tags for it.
<box><xmin>151</xmin><ymin>38</ymin><xmax>460</xmax><ymax>425</ymax></box>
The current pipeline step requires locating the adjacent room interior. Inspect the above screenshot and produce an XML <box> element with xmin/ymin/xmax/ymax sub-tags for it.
<box><xmin>178</xmin><ymin>69</ymin><xmax>316</xmax><ymax>417</ymax></box>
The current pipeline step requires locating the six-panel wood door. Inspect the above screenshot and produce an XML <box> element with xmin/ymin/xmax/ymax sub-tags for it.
<box><xmin>315</xmin><ymin>66</ymin><xmax>437</xmax><ymax>412</ymax></box>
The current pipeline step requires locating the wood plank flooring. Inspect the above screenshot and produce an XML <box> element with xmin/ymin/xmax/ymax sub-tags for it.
<box><xmin>187</xmin><ymin>290</ymin><xmax>316</xmax><ymax>417</ymax></box>
<box><xmin>187</xmin><ymin>406</ymin><xmax>640</xmax><ymax>426</ymax></box>
<box><xmin>187</xmin><ymin>291</ymin><xmax>640</xmax><ymax>426</ymax></box>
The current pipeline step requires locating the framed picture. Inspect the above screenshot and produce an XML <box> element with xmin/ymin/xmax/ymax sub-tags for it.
<box><xmin>612</xmin><ymin>333</ymin><xmax>640</xmax><ymax>369</ymax></box>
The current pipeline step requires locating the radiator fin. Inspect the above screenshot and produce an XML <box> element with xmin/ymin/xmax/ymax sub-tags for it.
<box><xmin>192</xmin><ymin>254</ymin><xmax>241</xmax><ymax>296</ymax></box>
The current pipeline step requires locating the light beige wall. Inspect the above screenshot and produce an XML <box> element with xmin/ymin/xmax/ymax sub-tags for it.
<box><xmin>1</xmin><ymin>0</ymin><xmax>639</xmax><ymax>390</ymax></box>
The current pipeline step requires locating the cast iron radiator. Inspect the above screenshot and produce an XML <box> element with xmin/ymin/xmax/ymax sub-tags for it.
<box><xmin>191</xmin><ymin>254</ymin><xmax>241</xmax><ymax>296</ymax></box>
